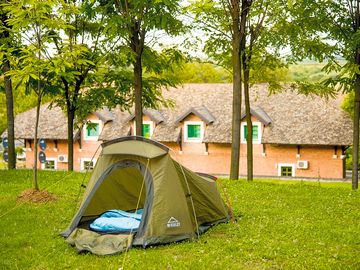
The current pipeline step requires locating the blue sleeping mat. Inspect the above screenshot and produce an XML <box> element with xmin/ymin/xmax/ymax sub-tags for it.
<box><xmin>90</xmin><ymin>209</ymin><xmax>143</xmax><ymax>233</ymax></box>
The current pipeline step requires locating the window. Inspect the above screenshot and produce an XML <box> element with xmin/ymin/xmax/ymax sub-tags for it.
<box><xmin>281</xmin><ymin>166</ymin><xmax>293</xmax><ymax>176</ymax></box>
<box><xmin>134</xmin><ymin>121</ymin><xmax>154</xmax><ymax>138</ymax></box>
<box><xmin>41</xmin><ymin>158</ymin><xmax>57</xmax><ymax>170</ymax></box>
<box><xmin>87</xmin><ymin>124</ymin><xmax>99</xmax><ymax>137</ymax></box>
<box><xmin>142</xmin><ymin>123</ymin><xmax>151</xmax><ymax>138</ymax></box>
<box><xmin>81</xmin><ymin>158</ymin><xmax>97</xmax><ymax>171</ymax></box>
<box><xmin>184</xmin><ymin>121</ymin><xmax>204</xmax><ymax>142</ymax></box>
<box><xmin>244</xmin><ymin>125</ymin><xmax>258</xmax><ymax>140</ymax></box>
<box><xmin>278</xmin><ymin>164</ymin><xmax>295</xmax><ymax>177</ymax></box>
<box><xmin>84</xmin><ymin>160</ymin><xmax>94</xmax><ymax>170</ymax></box>
<box><xmin>241</xmin><ymin>122</ymin><xmax>261</xmax><ymax>144</ymax></box>
<box><xmin>84</xmin><ymin>120</ymin><xmax>102</xmax><ymax>141</ymax></box>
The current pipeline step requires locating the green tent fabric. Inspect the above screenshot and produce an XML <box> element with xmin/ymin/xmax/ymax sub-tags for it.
<box><xmin>66</xmin><ymin>228</ymin><xmax>133</xmax><ymax>256</ymax></box>
<box><xmin>62</xmin><ymin>136</ymin><xmax>229</xmax><ymax>255</ymax></box>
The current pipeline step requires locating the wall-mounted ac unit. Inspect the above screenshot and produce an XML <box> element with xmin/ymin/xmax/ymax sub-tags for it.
<box><xmin>58</xmin><ymin>155</ymin><xmax>68</xmax><ymax>163</ymax></box>
<box><xmin>297</xmin><ymin>160</ymin><xmax>308</xmax><ymax>169</ymax></box>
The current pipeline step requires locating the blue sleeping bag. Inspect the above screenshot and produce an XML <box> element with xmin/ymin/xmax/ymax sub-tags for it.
<box><xmin>90</xmin><ymin>209</ymin><xmax>143</xmax><ymax>233</ymax></box>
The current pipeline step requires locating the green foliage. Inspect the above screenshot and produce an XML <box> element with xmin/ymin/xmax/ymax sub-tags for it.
<box><xmin>167</xmin><ymin>61</ymin><xmax>231</xmax><ymax>83</ymax></box>
<box><xmin>14</xmin><ymin>146</ymin><xmax>23</xmax><ymax>156</ymax></box>
<box><xmin>289</xmin><ymin>63</ymin><xmax>338</xmax><ymax>82</ymax></box>
<box><xmin>0</xmin><ymin>170</ymin><xmax>359</xmax><ymax>269</ymax></box>
<box><xmin>345</xmin><ymin>147</ymin><xmax>354</xmax><ymax>170</ymax></box>
<box><xmin>342</xmin><ymin>91</ymin><xmax>354</xmax><ymax>116</ymax></box>
<box><xmin>101</xmin><ymin>0</ymin><xmax>185</xmax><ymax>39</ymax></box>
<box><xmin>284</xmin><ymin>1</ymin><xmax>359</xmax><ymax>93</ymax></box>
<box><xmin>2</xmin><ymin>0</ymin><xmax>67</xmax><ymax>96</ymax></box>
<box><xmin>189</xmin><ymin>0</ymin><xmax>290</xmax><ymax>87</ymax></box>
<box><xmin>95</xmin><ymin>0</ymin><xmax>187</xmax><ymax>114</ymax></box>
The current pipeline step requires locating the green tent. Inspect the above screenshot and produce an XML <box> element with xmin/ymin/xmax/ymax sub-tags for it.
<box><xmin>62</xmin><ymin>136</ymin><xmax>229</xmax><ymax>255</ymax></box>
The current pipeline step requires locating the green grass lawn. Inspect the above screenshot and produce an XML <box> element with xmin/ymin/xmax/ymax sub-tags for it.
<box><xmin>0</xmin><ymin>170</ymin><xmax>359</xmax><ymax>270</ymax></box>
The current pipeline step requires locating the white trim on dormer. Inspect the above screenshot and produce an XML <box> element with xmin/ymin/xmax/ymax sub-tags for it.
<box><xmin>241</xmin><ymin>122</ymin><xmax>262</xmax><ymax>144</ymax></box>
<box><xmin>83</xmin><ymin>120</ymin><xmax>102</xmax><ymax>141</ymax></box>
<box><xmin>184</xmin><ymin>121</ymin><xmax>204</xmax><ymax>143</ymax></box>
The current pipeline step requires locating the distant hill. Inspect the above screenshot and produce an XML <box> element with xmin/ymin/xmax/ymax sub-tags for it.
<box><xmin>288</xmin><ymin>63</ymin><xmax>336</xmax><ymax>82</ymax></box>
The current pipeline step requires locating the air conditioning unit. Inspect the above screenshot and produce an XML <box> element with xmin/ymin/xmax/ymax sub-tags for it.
<box><xmin>297</xmin><ymin>160</ymin><xmax>308</xmax><ymax>169</ymax></box>
<box><xmin>58</xmin><ymin>155</ymin><xmax>68</xmax><ymax>163</ymax></box>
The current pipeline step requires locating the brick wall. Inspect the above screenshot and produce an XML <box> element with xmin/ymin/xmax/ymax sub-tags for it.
<box><xmin>25</xmin><ymin>113</ymin><xmax>102</xmax><ymax>171</ymax></box>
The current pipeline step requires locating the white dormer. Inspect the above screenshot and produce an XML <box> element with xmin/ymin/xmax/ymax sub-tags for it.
<box><xmin>241</xmin><ymin>122</ymin><xmax>262</xmax><ymax>144</ymax></box>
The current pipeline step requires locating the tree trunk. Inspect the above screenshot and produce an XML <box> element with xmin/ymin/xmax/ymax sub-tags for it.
<box><xmin>0</xmin><ymin>12</ymin><xmax>15</xmax><ymax>169</ymax></box>
<box><xmin>352</xmin><ymin>7</ymin><xmax>360</xmax><ymax>190</ymax></box>
<box><xmin>33</xmin><ymin>94</ymin><xmax>41</xmax><ymax>191</ymax></box>
<box><xmin>242</xmin><ymin>0</ymin><xmax>254</xmax><ymax>182</ymax></box>
<box><xmin>3</xmin><ymin>57</ymin><xmax>16</xmax><ymax>169</ymax></box>
<box><xmin>229</xmin><ymin>46</ymin><xmax>242</xmax><ymax>179</ymax></box>
<box><xmin>352</xmin><ymin>82</ymin><xmax>359</xmax><ymax>189</ymax></box>
<box><xmin>134</xmin><ymin>54</ymin><xmax>143</xmax><ymax>136</ymax></box>
<box><xmin>244</xmin><ymin>70</ymin><xmax>253</xmax><ymax>181</ymax></box>
<box><xmin>67</xmin><ymin>107</ymin><xmax>75</xmax><ymax>171</ymax></box>
<box><xmin>229</xmin><ymin>1</ymin><xmax>242</xmax><ymax>180</ymax></box>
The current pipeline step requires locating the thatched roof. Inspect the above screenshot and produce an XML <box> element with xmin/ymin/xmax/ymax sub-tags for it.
<box><xmin>1</xmin><ymin>104</ymin><xmax>70</xmax><ymax>140</ymax></box>
<box><xmin>1</xmin><ymin>104</ymin><xmax>115</xmax><ymax>140</ymax></box>
<box><xmin>101</xmin><ymin>83</ymin><xmax>353</xmax><ymax>146</ymax></box>
<box><xmin>5</xmin><ymin>84</ymin><xmax>353</xmax><ymax>146</ymax></box>
<box><xmin>175</xmin><ymin>105</ymin><xmax>216</xmax><ymax>124</ymax></box>
<box><xmin>94</xmin><ymin>107</ymin><xmax>115</xmax><ymax>123</ymax></box>
<box><xmin>126</xmin><ymin>108</ymin><xmax>165</xmax><ymax>124</ymax></box>
<box><xmin>241</xmin><ymin>107</ymin><xmax>272</xmax><ymax>126</ymax></box>
<box><xmin>98</xmin><ymin>108</ymin><xmax>132</xmax><ymax>140</ymax></box>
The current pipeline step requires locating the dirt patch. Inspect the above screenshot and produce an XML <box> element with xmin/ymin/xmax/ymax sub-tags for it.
<box><xmin>18</xmin><ymin>189</ymin><xmax>58</xmax><ymax>203</ymax></box>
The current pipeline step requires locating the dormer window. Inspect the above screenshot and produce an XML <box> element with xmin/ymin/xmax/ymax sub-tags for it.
<box><xmin>241</xmin><ymin>122</ymin><xmax>261</xmax><ymax>144</ymax></box>
<box><xmin>84</xmin><ymin>120</ymin><xmax>102</xmax><ymax>141</ymax></box>
<box><xmin>133</xmin><ymin>121</ymin><xmax>154</xmax><ymax>138</ymax></box>
<box><xmin>184</xmin><ymin>121</ymin><xmax>204</xmax><ymax>142</ymax></box>
<box><xmin>142</xmin><ymin>121</ymin><xmax>154</xmax><ymax>138</ymax></box>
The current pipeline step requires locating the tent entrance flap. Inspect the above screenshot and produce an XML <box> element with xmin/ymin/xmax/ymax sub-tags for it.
<box><xmin>83</xmin><ymin>163</ymin><xmax>147</xmax><ymax>216</ymax></box>
<box><xmin>66</xmin><ymin>159</ymin><xmax>154</xmax><ymax>239</ymax></box>
<box><xmin>66</xmin><ymin>228</ymin><xmax>134</xmax><ymax>256</ymax></box>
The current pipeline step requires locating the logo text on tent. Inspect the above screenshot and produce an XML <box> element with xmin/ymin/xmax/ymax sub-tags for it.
<box><xmin>167</xmin><ymin>217</ymin><xmax>180</xmax><ymax>228</ymax></box>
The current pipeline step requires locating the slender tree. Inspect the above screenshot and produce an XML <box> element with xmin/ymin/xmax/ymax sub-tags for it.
<box><xmin>190</xmin><ymin>0</ymin><xmax>286</xmax><ymax>180</ymax></box>
<box><xmin>0</xmin><ymin>7</ymin><xmax>16</xmax><ymax>169</ymax></box>
<box><xmin>230</xmin><ymin>0</ymin><xmax>245</xmax><ymax>180</ymax></box>
<box><xmin>48</xmin><ymin>0</ymin><xmax>107</xmax><ymax>171</ymax></box>
<box><xmin>100</xmin><ymin>0</ymin><xmax>185</xmax><ymax>136</ymax></box>
<box><xmin>190</xmin><ymin>0</ymin><xmax>246</xmax><ymax>180</ymax></box>
<box><xmin>285</xmin><ymin>0</ymin><xmax>360</xmax><ymax>189</ymax></box>
<box><xmin>4</xmin><ymin>0</ymin><xmax>64</xmax><ymax>189</ymax></box>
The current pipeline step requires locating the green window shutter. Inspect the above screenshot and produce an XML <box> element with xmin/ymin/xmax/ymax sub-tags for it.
<box><xmin>252</xmin><ymin>125</ymin><xmax>258</xmax><ymax>140</ymax></box>
<box><xmin>187</xmin><ymin>124</ymin><xmax>201</xmax><ymax>139</ymax></box>
<box><xmin>142</xmin><ymin>124</ymin><xmax>151</xmax><ymax>138</ymax></box>
<box><xmin>244</xmin><ymin>125</ymin><xmax>259</xmax><ymax>141</ymax></box>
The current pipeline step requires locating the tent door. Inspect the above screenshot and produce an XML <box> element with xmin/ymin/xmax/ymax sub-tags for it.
<box><xmin>66</xmin><ymin>228</ymin><xmax>134</xmax><ymax>256</ymax></box>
